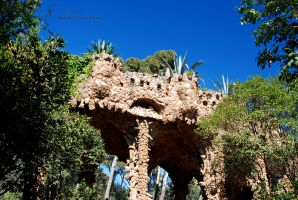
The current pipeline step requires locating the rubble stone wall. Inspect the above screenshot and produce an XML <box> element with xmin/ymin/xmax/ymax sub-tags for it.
<box><xmin>73</xmin><ymin>53</ymin><xmax>223</xmax><ymax>124</ymax></box>
<box><xmin>72</xmin><ymin>53</ymin><xmax>295</xmax><ymax>200</ymax></box>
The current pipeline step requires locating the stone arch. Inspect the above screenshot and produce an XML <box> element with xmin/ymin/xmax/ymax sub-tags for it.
<box><xmin>73</xmin><ymin>53</ymin><xmax>229</xmax><ymax>200</ymax></box>
<box><xmin>144</xmin><ymin>121</ymin><xmax>209</xmax><ymax>199</ymax></box>
<box><xmin>95</xmin><ymin>122</ymin><xmax>130</xmax><ymax>161</ymax></box>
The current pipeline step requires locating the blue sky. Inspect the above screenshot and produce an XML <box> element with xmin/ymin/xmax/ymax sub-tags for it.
<box><xmin>38</xmin><ymin>0</ymin><xmax>279</xmax><ymax>88</ymax></box>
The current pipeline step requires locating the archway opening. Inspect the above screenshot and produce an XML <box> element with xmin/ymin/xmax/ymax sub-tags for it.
<box><xmin>131</xmin><ymin>98</ymin><xmax>163</xmax><ymax>114</ymax></box>
<box><xmin>148</xmin><ymin>166</ymin><xmax>173</xmax><ymax>200</ymax></box>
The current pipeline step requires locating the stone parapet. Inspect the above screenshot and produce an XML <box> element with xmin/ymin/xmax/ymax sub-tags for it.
<box><xmin>73</xmin><ymin>53</ymin><xmax>223</xmax><ymax>125</ymax></box>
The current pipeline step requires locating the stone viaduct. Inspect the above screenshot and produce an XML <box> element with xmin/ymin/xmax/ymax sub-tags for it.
<box><xmin>71</xmin><ymin>53</ymin><xmax>248</xmax><ymax>199</ymax></box>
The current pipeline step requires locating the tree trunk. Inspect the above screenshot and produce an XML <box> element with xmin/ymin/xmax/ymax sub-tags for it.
<box><xmin>104</xmin><ymin>155</ymin><xmax>118</xmax><ymax>200</ymax></box>
<box><xmin>153</xmin><ymin>166</ymin><xmax>161</xmax><ymax>200</ymax></box>
<box><xmin>23</xmin><ymin>180</ymin><xmax>37</xmax><ymax>200</ymax></box>
<box><xmin>159</xmin><ymin>172</ymin><xmax>168</xmax><ymax>200</ymax></box>
<box><xmin>23</xmin><ymin>172</ymin><xmax>37</xmax><ymax>200</ymax></box>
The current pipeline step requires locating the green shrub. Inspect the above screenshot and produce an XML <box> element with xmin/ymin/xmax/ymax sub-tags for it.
<box><xmin>196</xmin><ymin>76</ymin><xmax>298</xmax><ymax>196</ymax></box>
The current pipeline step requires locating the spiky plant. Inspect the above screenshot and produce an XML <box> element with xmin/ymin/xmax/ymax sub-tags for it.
<box><xmin>162</xmin><ymin>51</ymin><xmax>204</xmax><ymax>82</ymax></box>
<box><xmin>162</xmin><ymin>52</ymin><xmax>204</xmax><ymax>75</ymax></box>
<box><xmin>87</xmin><ymin>39</ymin><xmax>117</xmax><ymax>56</ymax></box>
<box><xmin>211</xmin><ymin>74</ymin><xmax>230</xmax><ymax>95</ymax></box>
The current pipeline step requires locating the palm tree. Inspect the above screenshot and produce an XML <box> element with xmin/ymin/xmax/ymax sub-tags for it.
<box><xmin>87</xmin><ymin>39</ymin><xmax>117</xmax><ymax>56</ymax></box>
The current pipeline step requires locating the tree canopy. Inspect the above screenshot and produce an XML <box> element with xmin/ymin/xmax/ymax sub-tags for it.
<box><xmin>122</xmin><ymin>50</ymin><xmax>175</xmax><ymax>75</ymax></box>
<box><xmin>0</xmin><ymin>1</ymin><xmax>107</xmax><ymax>199</ymax></box>
<box><xmin>197</xmin><ymin>76</ymin><xmax>298</xmax><ymax>198</ymax></box>
<box><xmin>238</xmin><ymin>0</ymin><xmax>298</xmax><ymax>86</ymax></box>
<box><xmin>0</xmin><ymin>0</ymin><xmax>41</xmax><ymax>44</ymax></box>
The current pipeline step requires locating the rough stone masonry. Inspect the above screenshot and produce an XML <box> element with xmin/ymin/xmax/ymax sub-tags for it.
<box><xmin>72</xmin><ymin>53</ymin><xmax>224</xmax><ymax>199</ymax></box>
<box><xmin>72</xmin><ymin>53</ymin><xmax>287</xmax><ymax>200</ymax></box>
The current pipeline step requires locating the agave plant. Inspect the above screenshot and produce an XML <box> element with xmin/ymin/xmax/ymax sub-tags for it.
<box><xmin>211</xmin><ymin>74</ymin><xmax>230</xmax><ymax>95</ymax></box>
<box><xmin>162</xmin><ymin>51</ymin><xmax>204</xmax><ymax>75</ymax></box>
<box><xmin>87</xmin><ymin>39</ymin><xmax>117</xmax><ymax>56</ymax></box>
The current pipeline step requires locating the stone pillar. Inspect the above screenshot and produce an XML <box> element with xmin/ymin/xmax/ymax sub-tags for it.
<box><xmin>137</xmin><ymin>119</ymin><xmax>151</xmax><ymax>199</ymax></box>
<box><xmin>124</xmin><ymin>135</ymin><xmax>138</xmax><ymax>199</ymax></box>
<box><xmin>125</xmin><ymin>119</ymin><xmax>151</xmax><ymax>200</ymax></box>
<box><xmin>200</xmin><ymin>146</ymin><xmax>227</xmax><ymax>200</ymax></box>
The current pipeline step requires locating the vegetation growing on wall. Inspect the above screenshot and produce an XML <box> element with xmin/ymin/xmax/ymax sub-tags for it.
<box><xmin>67</xmin><ymin>54</ymin><xmax>94</xmax><ymax>98</ymax></box>
<box><xmin>162</xmin><ymin>51</ymin><xmax>204</xmax><ymax>77</ymax></box>
<box><xmin>87</xmin><ymin>39</ymin><xmax>118</xmax><ymax>57</ymax></box>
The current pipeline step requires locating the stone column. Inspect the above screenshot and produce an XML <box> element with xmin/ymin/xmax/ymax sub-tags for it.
<box><xmin>200</xmin><ymin>146</ymin><xmax>226</xmax><ymax>200</ymax></box>
<box><xmin>125</xmin><ymin>119</ymin><xmax>151</xmax><ymax>200</ymax></box>
<box><xmin>137</xmin><ymin>119</ymin><xmax>151</xmax><ymax>199</ymax></box>
<box><xmin>124</xmin><ymin>134</ymin><xmax>138</xmax><ymax>199</ymax></box>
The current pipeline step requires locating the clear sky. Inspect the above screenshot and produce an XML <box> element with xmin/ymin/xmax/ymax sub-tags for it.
<box><xmin>37</xmin><ymin>0</ymin><xmax>279</xmax><ymax>88</ymax></box>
